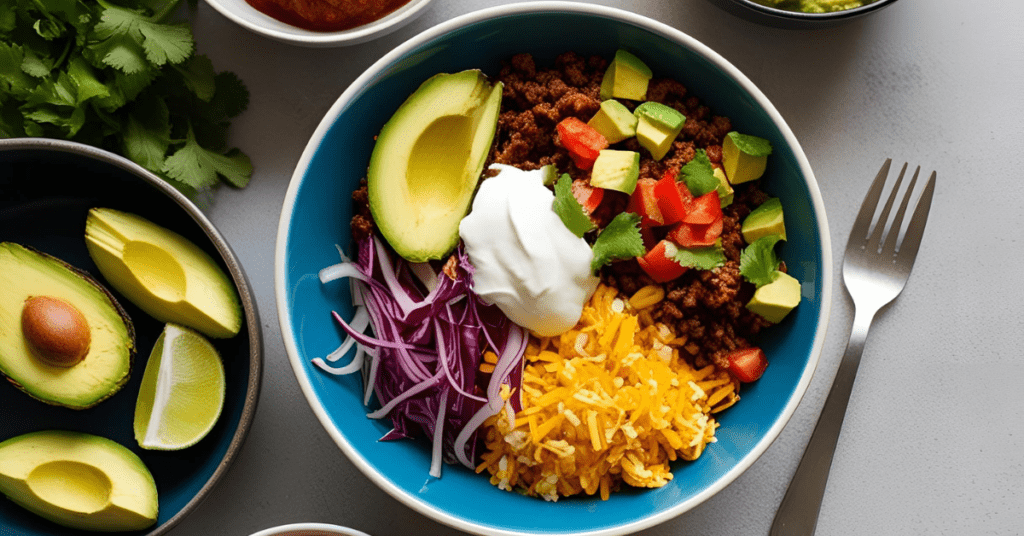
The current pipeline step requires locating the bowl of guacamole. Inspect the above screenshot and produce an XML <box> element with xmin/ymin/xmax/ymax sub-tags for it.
<box><xmin>706</xmin><ymin>0</ymin><xmax>899</xmax><ymax>28</ymax></box>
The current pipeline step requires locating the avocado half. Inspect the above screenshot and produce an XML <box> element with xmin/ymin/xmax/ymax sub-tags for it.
<box><xmin>0</xmin><ymin>243</ymin><xmax>135</xmax><ymax>410</ymax></box>
<box><xmin>367</xmin><ymin>70</ymin><xmax>503</xmax><ymax>262</ymax></box>
<box><xmin>0</xmin><ymin>430</ymin><xmax>158</xmax><ymax>531</ymax></box>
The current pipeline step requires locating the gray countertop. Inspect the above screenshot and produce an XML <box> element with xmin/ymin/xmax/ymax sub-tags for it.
<box><xmin>182</xmin><ymin>0</ymin><xmax>1024</xmax><ymax>534</ymax></box>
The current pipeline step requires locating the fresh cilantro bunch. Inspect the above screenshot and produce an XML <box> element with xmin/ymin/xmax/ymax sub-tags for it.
<box><xmin>0</xmin><ymin>0</ymin><xmax>251</xmax><ymax>196</ymax></box>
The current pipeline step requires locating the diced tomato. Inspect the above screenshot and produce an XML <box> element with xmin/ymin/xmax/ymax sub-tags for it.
<box><xmin>571</xmin><ymin>179</ymin><xmax>605</xmax><ymax>214</ymax></box>
<box><xmin>637</xmin><ymin>240</ymin><xmax>688</xmax><ymax>283</ymax></box>
<box><xmin>626</xmin><ymin>178</ymin><xmax>664</xmax><ymax>227</ymax></box>
<box><xmin>667</xmin><ymin>217</ymin><xmax>723</xmax><ymax>247</ymax></box>
<box><xmin>654</xmin><ymin>172</ymin><xmax>688</xmax><ymax>225</ymax></box>
<box><xmin>556</xmin><ymin>117</ymin><xmax>608</xmax><ymax>170</ymax></box>
<box><xmin>726</xmin><ymin>347</ymin><xmax>768</xmax><ymax>382</ymax></box>
<box><xmin>682</xmin><ymin>191</ymin><xmax>723</xmax><ymax>225</ymax></box>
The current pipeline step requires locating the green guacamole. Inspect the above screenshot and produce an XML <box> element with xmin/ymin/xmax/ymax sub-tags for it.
<box><xmin>753</xmin><ymin>0</ymin><xmax>875</xmax><ymax>13</ymax></box>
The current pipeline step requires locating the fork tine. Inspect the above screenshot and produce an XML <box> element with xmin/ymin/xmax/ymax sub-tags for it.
<box><xmin>880</xmin><ymin>165</ymin><xmax>921</xmax><ymax>256</ymax></box>
<box><xmin>893</xmin><ymin>170</ymin><xmax>937</xmax><ymax>268</ymax></box>
<box><xmin>866</xmin><ymin>161</ymin><xmax>908</xmax><ymax>253</ymax></box>
<box><xmin>849</xmin><ymin>158</ymin><xmax>892</xmax><ymax>244</ymax></box>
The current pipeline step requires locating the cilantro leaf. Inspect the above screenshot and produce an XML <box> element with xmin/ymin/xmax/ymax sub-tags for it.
<box><xmin>123</xmin><ymin>94</ymin><xmax>170</xmax><ymax>172</ymax></box>
<box><xmin>209</xmin><ymin>70</ymin><xmax>249</xmax><ymax>118</ymax></box>
<box><xmin>20</xmin><ymin>47</ymin><xmax>51</xmax><ymax>77</ymax></box>
<box><xmin>739</xmin><ymin>235</ymin><xmax>783</xmax><ymax>287</ymax></box>
<box><xmin>0</xmin><ymin>42</ymin><xmax>35</xmax><ymax>94</ymax></box>
<box><xmin>2</xmin><ymin>0</ymin><xmax>250</xmax><ymax>196</ymax></box>
<box><xmin>727</xmin><ymin>131</ymin><xmax>773</xmax><ymax>157</ymax></box>
<box><xmin>679</xmin><ymin>149</ymin><xmax>718</xmax><ymax>196</ymax></box>
<box><xmin>137</xmin><ymin>20</ymin><xmax>192</xmax><ymax>66</ymax></box>
<box><xmin>67</xmin><ymin>57</ymin><xmax>110</xmax><ymax>104</ymax></box>
<box><xmin>552</xmin><ymin>173</ymin><xmax>595</xmax><ymax>238</ymax></box>
<box><xmin>672</xmin><ymin>243</ymin><xmax>726</xmax><ymax>270</ymax></box>
<box><xmin>89</xmin><ymin>7</ymin><xmax>150</xmax><ymax>74</ymax></box>
<box><xmin>591</xmin><ymin>212</ymin><xmax>645</xmax><ymax>273</ymax></box>
<box><xmin>90</xmin><ymin>3</ymin><xmax>193</xmax><ymax>72</ymax></box>
<box><xmin>174</xmin><ymin>54</ymin><xmax>216</xmax><ymax>101</ymax></box>
<box><xmin>163</xmin><ymin>126</ymin><xmax>252</xmax><ymax>189</ymax></box>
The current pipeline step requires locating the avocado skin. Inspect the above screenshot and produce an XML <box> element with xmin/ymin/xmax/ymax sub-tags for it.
<box><xmin>0</xmin><ymin>243</ymin><xmax>135</xmax><ymax>410</ymax></box>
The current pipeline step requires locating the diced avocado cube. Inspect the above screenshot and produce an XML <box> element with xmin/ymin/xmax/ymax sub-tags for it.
<box><xmin>599</xmin><ymin>50</ymin><xmax>653</xmax><ymax>101</ymax></box>
<box><xmin>590</xmin><ymin>150</ymin><xmax>640</xmax><ymax>194</ymax></box>
<box><xmin>539</xmin><ymin>164</ymin><xmax>558</xmax><ymax>186</ymax></box>
<box><xmin>742</xmin><ymin>197</ymin><xmax>786</xmax><ymax>244</ymax></box>
<box><xmin>722</xmin><ymin>131</ymin><xmax>772</xmax><ymax>184</ymax></box>
<box><xmin>635</xmin><ymin>104</ymin><xmax>686</xmax><ymax>161</ymax></box>
<box><xmin>634</xmin><ymin>102</ymin><xmax>685</xmax><ymax>130</ymax></box>
<box><xmin>746</xmin><ymin>271</ymin><xmax>801</xmax><ymax>323</ymax></box>
<box><xmin>713</xmin><ymin>167</ymin><xmax>734</xmax><ymax>207</ymax></box>
<box><xmin>588</xmin><ymin>100</ymin><xmax>638</xmax><ymax>144</ymax></box>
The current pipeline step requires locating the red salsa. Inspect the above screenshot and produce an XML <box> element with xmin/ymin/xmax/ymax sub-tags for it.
<box><xmin>246</xmin><ymin>0</ymin><xmax>413</xmax><ymax>32</ymax></box>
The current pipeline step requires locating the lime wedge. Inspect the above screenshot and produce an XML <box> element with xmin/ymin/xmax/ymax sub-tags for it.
<box><xmin>134</xmin><ymin>323</ymin><xmax>225</xmax><ymax>450</ymax></box>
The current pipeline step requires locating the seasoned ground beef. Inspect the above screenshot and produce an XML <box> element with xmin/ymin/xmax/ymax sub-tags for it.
<box><xmin>487</xmin><ymin>52</ymin><xmax>773</xmax><ymax>370</ymax></box>
<box><xmin>350</xmin><ymin>51</ymin><xmax>778</xmax><ymax>371</ymax></box>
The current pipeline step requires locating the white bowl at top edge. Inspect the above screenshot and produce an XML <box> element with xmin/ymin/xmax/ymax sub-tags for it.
<box><xmin>248</xmin><ymin>522</ymin><xmax>372</xmax><ymax>536</ymax></box>
<box><xmin>275</xmin><ymin>2</ymin><xmax>833</xmax><ymax>535</ymax></box>
<box><xmin>202</xmin><ymin>0</ymin><xmax>433</xmax><ymax>47</ymax></box>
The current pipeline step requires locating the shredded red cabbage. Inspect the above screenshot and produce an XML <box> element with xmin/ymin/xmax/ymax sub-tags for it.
<box><xmin>315</xmin><ymin>235</ymin><xmax>526</xmax><ymax>478</ymax></box>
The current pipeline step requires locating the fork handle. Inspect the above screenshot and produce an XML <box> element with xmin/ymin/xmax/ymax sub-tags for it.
<box><xmin>769</xmin><ymin>307</ymin><xmax>876</xmax><ymax>536</ymax></box>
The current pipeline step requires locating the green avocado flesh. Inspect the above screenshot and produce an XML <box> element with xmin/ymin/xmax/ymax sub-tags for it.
<box><xmin>0</xmin><ymin>243</ymin><xmax>135</xmax><ymax>410</ymax></box>
<box><xmin>85</xmin><ymin>208</ymin><xmax>242</xmax><ymax>339</ymax></box>
<box><xmin>0</xmin><ymin>430</ymin><xmax>158</xmax><ymax>531</ymax></box>
<box><xmin>367</xmin><ymin>70</ymin><xmax>503</xmax><ymax>262</ymax></box>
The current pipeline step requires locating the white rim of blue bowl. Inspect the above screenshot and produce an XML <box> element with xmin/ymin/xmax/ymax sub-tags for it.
<box><xmin>248</xmin><ymin>523</ymin><xmax>372</xmax><ymax>536</ymax></box>
<box><xmin>202</xmin><ymin>0</ymin><xmax>433</xmax><ymax>47</ymax></box>
<box><xmin>275</xmin><ymin>2</ymin><xmax>833</xmax><ymax>535</ymax></box>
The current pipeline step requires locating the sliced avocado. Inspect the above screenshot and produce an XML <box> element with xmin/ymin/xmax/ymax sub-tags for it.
<box><xmin>599</xmin><ymin>50</ymin><xmax>653</xmax><ymax>101</ymax></box>
<box><xmin>85</xmin><ymin>208</ymin><xmax>242</xmax><ymax>339</ymax></box>
<box><xmin>746</xmin><ymin>271</ymin><xmax>801</xmax><ymax>323</ymax></box>
<box><xmin>742</xmin><ymin>197</ymin><xmax>786</xmax><ymax>244</ymax></box>
<box><xmin>0</xmin><ymin>243</ymin><xmax>134</xmax><ymax>410</ymax></box>
<box><xmin>367</xmin><ymin>70</ymin><xmax>503</xmax><ymax>262</ymax></box>
<box><xmin>713</xmin><ymin>167</ymin><xmax>734</xmax><ymax>207</ymax></box>
<box><xmin>0</xmin><ymin>430</ymin><xmax>157</xmax><ymax>531</ymax></box>
<box><xmin>590</xmin><ymin>150</ymin><xmax>640</xmax><ymax>194</ymax></box>
<box><xmin>723</xmin><ymin>131</ymin><xmax>772</xmax><ymax>184</ymax></box>
<box><xmin>634</xmin><ymin>102</ymin><xmax>686</xmax><ymax>161</ymax></box>
<box><xmin>587</xmin><ymin>100</ymin><xmax>637</xmax><ymax>144</ymax></box>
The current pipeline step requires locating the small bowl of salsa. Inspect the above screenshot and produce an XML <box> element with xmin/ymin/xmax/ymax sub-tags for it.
<box><xmin>204</xmin><ymin>0</ymin><xmax>433</xmax><ymax>47</ymax></box>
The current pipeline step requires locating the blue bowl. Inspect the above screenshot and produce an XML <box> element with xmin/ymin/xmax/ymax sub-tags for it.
<box><xmin>276</xmin><ymin>3</ymin><xmax>832</xmax><ymax>535</ymax></box>
<box><xmin>0</xmin><ymin>138</ymin><xmax>263</xmax><ymax>536</ymax></box>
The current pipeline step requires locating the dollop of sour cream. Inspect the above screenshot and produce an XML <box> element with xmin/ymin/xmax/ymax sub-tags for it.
<box><xmin>459</xmin><ymin>164</ymin><xmax>599</xmax><ymax>337</ymax></box>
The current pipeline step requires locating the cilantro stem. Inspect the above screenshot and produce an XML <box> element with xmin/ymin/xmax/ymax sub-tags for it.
<box><xmin>148</xmin><ymin>0</ymin><xmax>184</xmax><ymax>22</ymax></box>
<box><xmin>52</xmin><ymin>37</ymin><xmax>74</xmax><ymax>73</ymax></box>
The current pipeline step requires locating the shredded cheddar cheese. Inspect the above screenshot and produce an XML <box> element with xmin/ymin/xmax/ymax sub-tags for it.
<box><xmin>477</xmin><ymin>284</ymin><xmax>740</xmax><ymax>501</ymax></box>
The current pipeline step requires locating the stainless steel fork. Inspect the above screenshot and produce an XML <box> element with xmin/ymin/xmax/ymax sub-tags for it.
<box><xmin>769</xmin><ymin>160</ymin><xmax>937</xmax><ymax>535</ymax></box>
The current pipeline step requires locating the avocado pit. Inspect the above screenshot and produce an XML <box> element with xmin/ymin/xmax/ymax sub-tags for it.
<box><xmin>21</xmin><ymin>296</ymin><xmax>91</xmax><ymax>368</ymax></box>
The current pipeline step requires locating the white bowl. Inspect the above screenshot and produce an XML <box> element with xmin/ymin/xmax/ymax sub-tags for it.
<box><xmin>249</xmin><ymin>523</ymin><xmax>371</xmax><ymax>536</ymax></box>
<box><xmin>203</xmin><ymin>0</ymin><xmax>433</xmax><ymax>47</ymax></box>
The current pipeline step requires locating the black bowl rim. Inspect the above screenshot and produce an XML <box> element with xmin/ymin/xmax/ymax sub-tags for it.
<box><xmin>0</xmin><ymin>137</ymin><xmax>264</xmax><ymax>536</ymax></box>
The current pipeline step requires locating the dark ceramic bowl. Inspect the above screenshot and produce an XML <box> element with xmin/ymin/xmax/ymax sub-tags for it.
<box><xmin>0</xmin><ymin>138</ymin><xmax>262</xmax><ymax>536</ymax></box>
<box><xmin>706</xmin><ymin>0</ymin><xmax>900</xmax><ymax>29</ymax></box>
